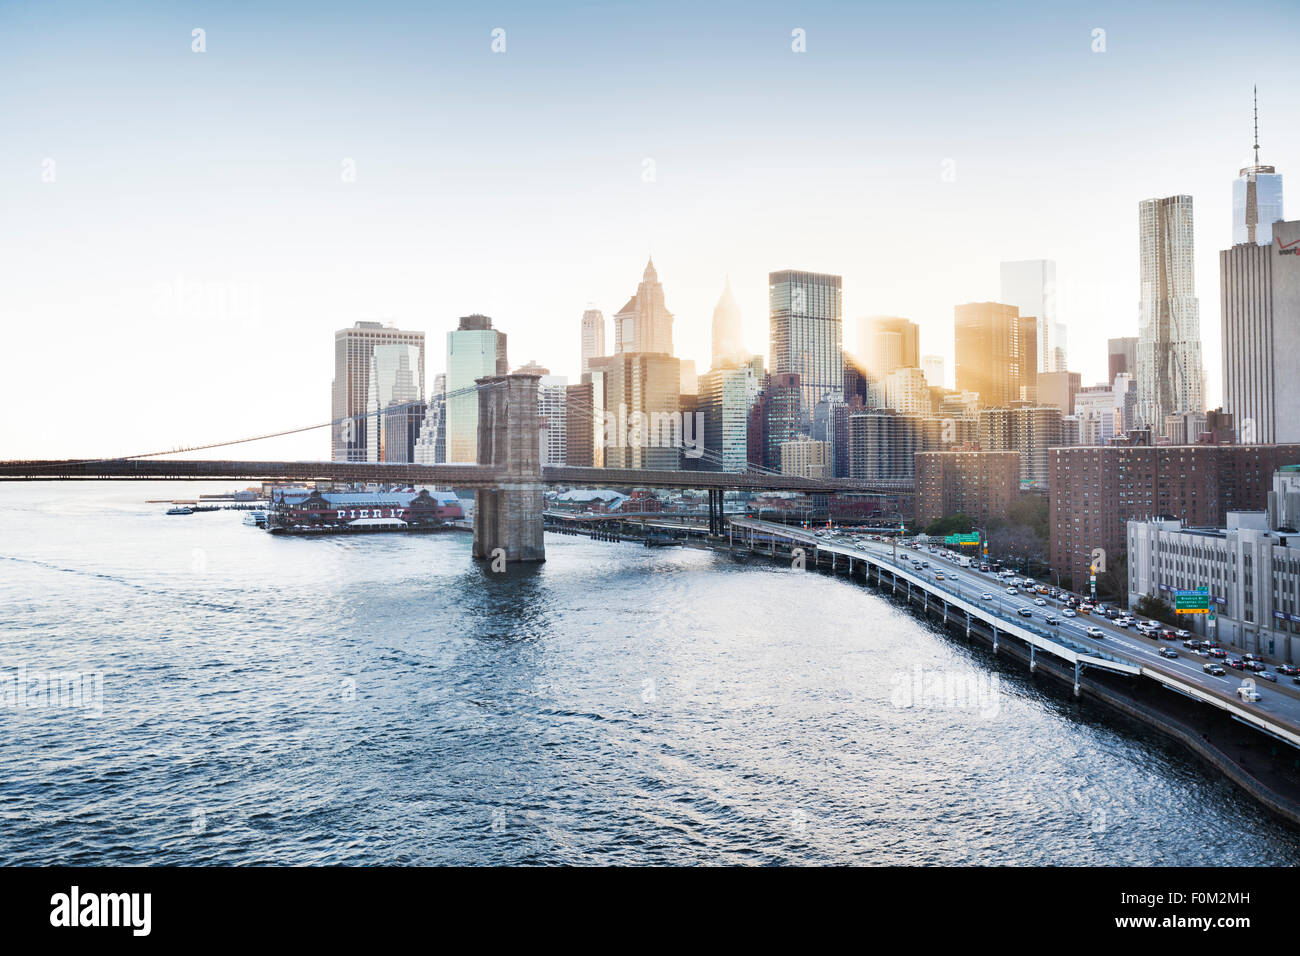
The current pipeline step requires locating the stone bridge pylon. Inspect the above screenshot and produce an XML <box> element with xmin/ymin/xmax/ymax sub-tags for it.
<box><xmin>472</xmin><ymin>373</ymin><xmax>546</xmax><ymax>564</ymax></box>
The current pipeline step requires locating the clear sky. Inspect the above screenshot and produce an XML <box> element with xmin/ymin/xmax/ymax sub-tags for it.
<box><xmin>2</xmin><ymin>0</ymin><xmax>1296</xmax><ymax>459</ymax></box>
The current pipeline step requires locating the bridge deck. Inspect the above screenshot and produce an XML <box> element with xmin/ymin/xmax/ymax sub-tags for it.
<box><xmin>0</xmin><ymin>459</ymin><xmax>912</xmax><ymax>494</ymax></box>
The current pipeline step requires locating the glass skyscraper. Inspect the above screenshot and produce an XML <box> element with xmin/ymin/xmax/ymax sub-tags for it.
<box><xmin>1233</xmin><ymin>90</ymin><xmax>1284</xmax><ymax>246</ymax></box>
<box><xmin>366</xmin><ymin>343</ymin><xmax>424</xmax><ymax>462</ymax></box>
<box><xmin>445</xmin><ymin>314</ymin><xmax>508</xmax><ymax>464</ymax></box>
<box><xmin>768</xmin><ymin>269</ymin><xmax>843</xmax><ymax>420</ymax></box>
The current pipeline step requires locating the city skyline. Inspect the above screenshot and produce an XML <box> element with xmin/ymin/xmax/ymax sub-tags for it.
<box><xmin>3</xmin><ymin>1</ymin><xmax>1297</xmax><ymax>462</ymax></box>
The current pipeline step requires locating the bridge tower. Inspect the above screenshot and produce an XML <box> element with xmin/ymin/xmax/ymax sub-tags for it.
<box><xmin>472</xmin><ymin>374</ymin><xmax>546</xmax><ymax>563</ymax></box>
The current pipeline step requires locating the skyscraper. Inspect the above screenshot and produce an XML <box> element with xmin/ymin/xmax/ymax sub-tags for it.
<box><xmin>1000</xmin><ymin>260</ymin><xmax>1064</xmax><ymax>372</ymax></box>
<box><xmin>954</xmin><ymin>302</ymin><xmax>1022</xmax><ymax>408</ymax></box>
<box><xmin>1233</xmin><ymin>88</ymin><xmax>1284</xmax><ymax>246</ymax></box>
<box><xmin>1137</xmin><ymin>195</ymin><xmax>1205</xmax><ymax>428</ymax></box>
<box><xmin>858</xmin><ymin>316</ymin><xmax>919</xmax><ymax>378</ymax></box>
<box><xmin>1221</xmin><ymin>219</ymin><xmax>1300</xmax><ymax>443</ymax></box>
<box><xmin>769</xmin><ymin>269</ymin><xmax>843</xmax><ymax>417</ymax></box>
<box><xmin>614</xmin><ymin>258</ymin><xmax>674</xmax><ymax>355</ymax></box>
<box><xmin>413</xmin><ymin>373</ymin><xmax>447</xmax><ymax>464</ymax></box>
<box><xmin>601</xmin><ymin>351</ymin><xmax>682</xmax><ymax>470</ymax></box>
<box><xmin>1107</xmin><ymin>337</ymin><xmax>1138</xmax><ymax>381</ymax></box>
<box><xmin>699</xmin><ymin>364</ymin><xmax>754</xmax><ymax>472</ymax></box>
<box><xmin>711</xmin><ymin>277</ymin><xmax>745</xmax><ymax>368</ymax></box>
<box><xmin>581</xmin><ymin>308</ymin><xmax>605</xmax><ymax>374</ymax></box>
<box><xmin>445</xmin><ymin>314</ymin><xmax>508</xmax><ymax>463</ymax></box>
<box><xmin>922</xmin><ymin>354</ymin><xmax>945</xmax><ymax>390</ymax></box>
<box><xmin>366</xmin><ymin>343</ymin><xmax>424</xmax><ymax>462</ymax></box>
<box><xmin>331</xmin><ymin>321</ymin><xmax>426</xmax><ymax>462</ymax></box>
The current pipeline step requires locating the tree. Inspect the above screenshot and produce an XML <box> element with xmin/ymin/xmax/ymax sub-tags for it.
<box><xmin>1135</xmin><ymin>593</ymin><xmax>1179</xmax><ymax>627</ymax></box>
<box><xmin>1095</xmin><ymin>552</ymin><xmax>1128</xmax><ymax>606</ymax></box>
<box><xmin>924</xmin><ymin>513</ymin><xmax>974</xmax><ymax>537</ymax></box>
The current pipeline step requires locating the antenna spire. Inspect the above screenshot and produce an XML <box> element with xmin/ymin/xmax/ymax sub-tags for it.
<box><xmin>1253</xmin><ymin>85</ymin><xmax>1260</xmax><ymax>166</ymax></box>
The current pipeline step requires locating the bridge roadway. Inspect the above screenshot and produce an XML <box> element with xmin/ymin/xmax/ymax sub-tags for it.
<box><xmin>0</xmin><ymin>459</ymin><xmax>911</xmax><ymax>495</ymax></box>
<box><xmin>731</xmin><ymin>518</ymin><xmax>1300</xmax><ymax>750</ymax></box>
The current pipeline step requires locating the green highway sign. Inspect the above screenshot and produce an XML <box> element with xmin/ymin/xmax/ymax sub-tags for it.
<box><xmin>943</xmin><ymin>533</ymin><xmax>981</xmax><ymax>546</ymax></box>
<box><xmin>1174</xmin><ymin>588</ymin><xmax>1210</xmax><ymax>614</ymax></box>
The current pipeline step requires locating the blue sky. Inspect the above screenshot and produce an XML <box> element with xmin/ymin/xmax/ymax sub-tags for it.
<box><xmin>1</xmin><ymin>0</ymin><xmax>1297</xmax><ymax>457</ymax></box>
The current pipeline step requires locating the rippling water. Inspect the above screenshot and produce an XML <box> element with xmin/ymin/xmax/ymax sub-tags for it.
<box><xmin>1</xmin><ymin>482</ymin><xmax>1297</xmax><ymax>865</ymax></box>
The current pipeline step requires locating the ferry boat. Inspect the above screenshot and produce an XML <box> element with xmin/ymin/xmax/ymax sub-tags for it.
<box><xmin>243</xmin><ymin>510</ymin><xmax>268</xmax><ymax>528</ymax></box>
<box><xmin>165</xmin><ymin>506</ymin><xmax>194</xmax><ymax>516</ymax></box>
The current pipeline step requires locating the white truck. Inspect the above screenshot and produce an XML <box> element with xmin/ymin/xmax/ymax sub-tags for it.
<box><xmin>958</xmin><ymin>556</ymin><xmax>972</xmax><ymax>568</ymax></box>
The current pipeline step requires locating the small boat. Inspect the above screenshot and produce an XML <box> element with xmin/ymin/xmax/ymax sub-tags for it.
<box><xmin>243</xmin><ymin>510</ymin><xmax>268</xmax><ymax>528</ymax></box>
<box><xmin>165</xmin><ymin>506</ymin><xmax>194</xmax><ymax>516</ymax></box>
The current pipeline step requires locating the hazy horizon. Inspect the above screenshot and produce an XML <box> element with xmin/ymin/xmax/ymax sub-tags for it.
<box><xmin>3</xmin><ymin>0</ymin><xmax>1297</xmax><ymax>459</ymax></box>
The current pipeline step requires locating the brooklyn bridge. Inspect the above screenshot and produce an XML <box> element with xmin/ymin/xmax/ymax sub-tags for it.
<box><xmin>0</xmin><ymin>374</ymin><xmax>913</xmax><ymax>563</ymax></box>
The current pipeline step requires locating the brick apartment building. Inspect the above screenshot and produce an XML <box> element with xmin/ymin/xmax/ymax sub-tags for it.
<box><xmin>1048</xmin><ymin>444</ymin><xmax>1300</xmax><ymax>586</ymax></box>
<box><xmin>915</xmin><ymin>451</ymin><xmax>1021</xmax><ymax>527</ymax></box>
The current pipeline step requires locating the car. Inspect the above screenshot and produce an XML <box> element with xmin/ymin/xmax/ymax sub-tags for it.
<box><xmin>1259</xmin><ymin>671</ymin><xmax>1278</xmax><ymax>682</ymax></box>
<box><xmin>1195</xmin><ymin>649</ymin><xmax>1210</xmax><ymax>658</ymax></box>
<box><xmin>1116</xmin><ymin>618</ymin><xmax>1132</xmax><ymax>628</ymax></box>
<box><xmin>1160</xmin><ymin>648</ymin><xmax>1179</xmax><ymax>659</ymax></box>
<box><xmin>934</xmin><ymin>573</ymin><xmax>945</xmax><ymax>580</ymax></box>
<box><xmin>1106</xmin><ymin>609</ymin><xmax>1121</xmax><ymax>619</ymax></box>
<box><xmin>1237</xmin><ymin>685</ymin><xmax>1261</xmax><ymax>702</ymax></box>
<box><xmin>1086</xmin><ymin>626</ymin><xmax>1104</xmax><ymax>638</ymax></box>
<box><xmin>1036</xmin><ymin>586</ymin><xmax>1049</xmax><ymax>595</ymax></box>
<box><xmin>1006</xmin><ymin>587</ymin><xmax>1018</xmax><ymax>595</ymax></box>
<box><xmin>1204</xmin><ymin>663</ymin><xmax>1226</xmax><ymax>676</ymax></box>
<box><xmin>1183</xmin><ymin>639</ymin><xmax>1201</xmax><ymax>649</ymax></box>
<box><xmin>1226</xmin><ymin>658</ymin><xmax>1244</xmax><ymax>669</ymax></box>
<box><xmin>920</xmin><ymin>561</ymin><xmax>930</xmax><ymax>569</ymax></box>
<box><xmin>1017</xmin><ymin>607</ymin><xmax>1033</xmax><ymax>618</ymax></box>
<box><xmin>1174</xmin><ymin>629</ymin><xmax>1190</xmax><ymax>638</ymax></box>
<box><xmin>1045</xmin><ymin>615</ymin><xmax>1059</xmax><ymax>625</ymax></box>
<box><xmin>1209</xmin><ymin>648</ymin><xmax>1228</xmax><ymax>659</ymax></box>
<box><xmin>1293</xmin><ymin>675</ymin><xmax>1300</xmax><ymax>686</ymax></box>
<box><xmin>1062</xmin><ymin>609</ymin><xmax>1077</xmax><ymax>617</ymax></box>
<box><xmin>1034</xmin><ymin>598</ymin><xmax>1047</xmax><ymax>606</ymax></box>
<box><xmin>1279</xmin><ymin>665</ymin><xmax>1300</xmax><ymax>677</ymax></box>
<box><xmin>1243</xmin><ymin>654</ymin><xmax>1261</xmax><ymax>662</ymax></box>
<box><xmin>1246</xmin><ymin>660</ymin><xmax>1267</xmax><ymax>672</ymax></box>
<box><xmin>980</xmin><ymin>592</ymin><xmax>994</xmax><ymax>600</ymax></box>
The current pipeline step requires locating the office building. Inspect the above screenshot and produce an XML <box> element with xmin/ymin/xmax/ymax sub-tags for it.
<box><xmin>366</xmin><ymin>342</ymin><xmax>424</xmax><ymax>462</ymax></box>
<box><xmin>750</xmin><ymin>372</ymin><xmax>803</xmax><ymax>472</ymax></box>
<box><xmin>445</xmin><ymin>314</ymin><xmax>508</xmax><ymax>463</ymax></box>
<box><xmin>565</xmin><ymin>382</ymin><xmax>595</xmax><ymax>467</ymax></box>
<box><xmin>1048</xmin><ymin>443</ymin><xmax>1300</xmax><ymax>588</ymax></box>
<box><xmin>1000</xmin><ymin>259</ymin><xmax>1064</xmax><ymax>372</ymax></box>
<box><xmin>1108</xmin><ymin>337</ymin><xmax>1138</xmax><ymax>382</ymax></box>
<box><xmin>922</xmin><ymin>355</ymin><xmax>945</xmax><ymax>390</ymax></box>
<box><xmin>955</xmin><ymin>302</ymin><xmax>1023</xmax><ymax>408</ymax></box>
<box><xmin>699</xmin><ymin>364</ymin><xmax>754</xmax><ymax>472</ymax></box>
<box><xmin>413</xmin><ymin>373</ymin><xmax>447</xmax><ymax>465</ymax></box>
<box><xmin>614</xmin><ymin>258</ymin><xmax>674</xmax><ymax>355</ymax></box>
<box><xmin>859</xmin><ymin>316</ymin><xmax>919</xmax><ymax>378</ymax></box>
<box><xmin>1037</xmin><ymin>370</ymin><xmax>1081</xmax><ymax>416</ymax></box>
<box><xmin>1221</xmin><ymin>219</ymin><xmax>1300</xmax><ymax>444</ymax></box>
<box><xmin>1137</xmin><ymin>195</ymin><xmax>1205</xmax><ymax>427</ymax></box>
<box><xmin>536</xmin><ymin>373</ymin><xmax>569</xmax><ymax>466</ymax></box>
<box><xmin>332</xmin><ymin>321</ymin><xmax>426</xmax><ymax>462</ymax></box>
<box><xmin>916</xmin><ymin>451</ymin><xmax>1021</xmax><ymax>527</ymax></box>
<box><xmin>712</xmin><ymin>277</ymin><xmax>746</xmax><ymax>367</ymax></box>
<box><xmin>770</xmin><ymin>269</ymin><xmax>844</xmax><ymax>416</ymax></box>
<box><xmin>884</xmin><ymin>366</ymin><xmax>930</xmax><ymax>416</ymax></box>
<box><xmin>601</xmin><ymin>352</ymin><xmax>682</xmax><ymax>470</ymax></box>
<box><xmin>581</xmin><ymin>308</ymin><xmax>605</xmax><ymax>374</ymax></box>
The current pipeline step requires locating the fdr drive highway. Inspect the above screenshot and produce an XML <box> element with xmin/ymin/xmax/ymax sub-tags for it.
<box><xmin>731</xmin><ymin>519</ymin><xmax>1300</xmax><ymax>753</ymax></box>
